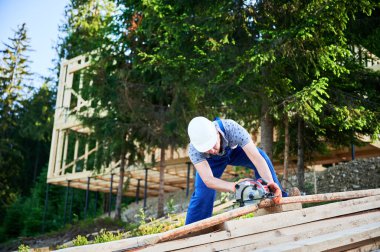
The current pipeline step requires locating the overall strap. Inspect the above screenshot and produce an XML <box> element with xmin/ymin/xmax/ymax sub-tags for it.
<box><xmin>213</xmin><ymin>117</ymin><xmax>226</xmax><ymax>135</ymax></box>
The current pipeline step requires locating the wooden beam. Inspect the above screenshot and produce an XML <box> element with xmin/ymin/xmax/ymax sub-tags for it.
<box><xmin>145</xmin><ymin>191</ymin><xmax>380</xmax><ymax>245</ymax></box>
<box><xmin>279</xmin><ymin>188</ymin><xmax>380</xmax><ymax>204</ymax></box>
<box><xmin>145</xmin><ymin>211</ymin><xmax>380</xmax><ymax>252</ymax></box>
<box><xmin>252</xmin><ymin>222</ymin><xmax>380</xmax><ymax>252</ymax></box>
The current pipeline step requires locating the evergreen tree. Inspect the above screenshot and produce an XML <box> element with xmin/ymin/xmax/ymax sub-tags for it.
<box><xmin>0</xmin><ymin>23</ymin><xmax>33</xmax><ymax>213</ymax></box>
<box><xmin>17</xmin><ymin>81</ymin><xmax>56</xmax><ymax>193</ymax></box>
<box><xmin>57</xmin><ymin>0</ymin><xmax>116</xmax><ymax>60</ymax></box>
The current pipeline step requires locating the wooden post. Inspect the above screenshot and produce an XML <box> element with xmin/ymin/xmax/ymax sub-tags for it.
<box><xmin>62</xmin><ymin>132</ymin><xmax>69</xmax><ymax>175</ymax></box>
<box><xmin>63</xmin><ymin>180</ymin><xmax>71</xmax><ymax>225</ymax></box>
<box><xmin>42</xmin><ymin>183</ymin><xmax>49</xmax><ymax>232</ymax></box>
<box><xmin>108</xmin><ymin>174</ymin><xmax>114</xmax><ymax>217</ymax></box>
<box><xmin>144</xmin><ymin>168</ymin><xmax>148</xmax><ymax>210</ymax></box>
<box><xmin>84</xmin><ymin>177</ymin><xmax>90</xmax><ymax>219</ymax></box>
<box><xmin>69</xmin><ymin>186</ymin><xmax>73</xmax><ymax>223</ymax></box>
<box><xmin>136</xmin><ymin>179</ymin><xmax>141</xmax><ymax>204</ymax></box>
<box><xmin>94</xmin><ymin>191</ymin><xmax>98</xmax><ymax>217</ymax></box>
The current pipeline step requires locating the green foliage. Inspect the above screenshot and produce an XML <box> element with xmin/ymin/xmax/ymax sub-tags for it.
<box><xmin>238</xmin><ymin>213</ymin><xmax>255</xmax><ymax>220</ymax></box>
<box><xmin>17</xmin><ymin>244</ymin><xmax>30</xmax><ymax>252</ymax></box>
<box><xmin>58</xmin><ymin>0</ymin><xmax>116</xmax><ymax>59</ymax></box>
<box><xmin>286</xmin><ymin>78</ymin><xmax>330</xmax><ymax>125</ymax></box>
<box><xmin>0</xmin><ymin>166</ymin><xmax>104</xmax><ymax>242</ymax></box>
<box><xmin>0</xmin><ymin>23</ymin><xmax>32</xmax><ymax>213</ymax></box>
<box><xmin>71</xmin><ymin>230</ymin><xmax>123</xmax><ymax>247</ymax></box>
<box><xmin>131</xmin><ymin>215</ymin><xmax>185</xmax><ymax>237</ymax></box>
<box><xmin>166</xmin><ymin>198</ymin><xmax>175</xmax><ymax>214</ymax></box>
<box><xmin>72</xmin><ymin>235</ymin><xmax>89</xmax><ymax>246</ymax></box>
<box><xmin>93</xmin><ymin>229</ymin><xmax>123</xmax><ymax>243</ymax></box>
<box><xmin>135</xmin><ymin>208</ymin><xmax>148</xmax><ymax>225</ymax></box>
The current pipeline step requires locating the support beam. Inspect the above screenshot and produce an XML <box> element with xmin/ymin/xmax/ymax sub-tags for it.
<box><xmin>144</xmin><ymin>168</ymin><xmax>148</xmax><ymax>210</ymax></box>
<box><xmin>136</xmin><ymin>179</ymin><xmax>141</xmax><ymax>204</ymax></box>
<box><xmin>94</xmin><ymin>191</ymin><xmax>98</xmax><ymax>217</ymax></box>
<box><xmin>42</xmin><ymin>183</ymin><xmax>49</xmax><ymax>233</ymax></box>
<box><xmin>69</xmin><ymin>186</ymin><xmax>73</xmax><ymax>223</ymax></box>
<box><xmin>108</xmin><ymin>174</ymin><xmax>114</xmax><ymax>217</ymax></box>
<box><xmin>63</xmin><ymin>180</ymin><xmax>71</xmax><ymax>225</ymax></box>
<box><xmin>84</xmin><ymin>177</ymin><xmax>90</xmax><ymax>219</ymax></box>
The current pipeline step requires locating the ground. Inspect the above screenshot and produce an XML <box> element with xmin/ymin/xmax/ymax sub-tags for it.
<box><xmin>0</xmin><ymin>218</ymin><xmax>125</xmax><ymax>252</ymax></box>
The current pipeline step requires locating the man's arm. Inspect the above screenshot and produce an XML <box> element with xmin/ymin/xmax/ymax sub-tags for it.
<box><xmin>194</xmin><ymin>160</ymin><xmax>236</xmax><ymax>192</ymax></box>
<box><xmin>242</xmin><ymin>141</ymin><xmax>274</xmax><ymax>183</ymax></box>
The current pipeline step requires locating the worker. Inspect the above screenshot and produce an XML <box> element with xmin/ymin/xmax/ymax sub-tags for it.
<box><xmin>186</xmin><ymin>116</ymin><xmax>287</xmax><ymax>225</ymax></box>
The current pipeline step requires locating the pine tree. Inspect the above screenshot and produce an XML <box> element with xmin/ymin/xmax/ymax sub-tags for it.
<box><xmin>0</xmin><ymin>23</ymin><xmax>33</xmax><ymax>212</ymax></box>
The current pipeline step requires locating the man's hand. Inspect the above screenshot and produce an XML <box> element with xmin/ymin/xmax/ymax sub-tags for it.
<box><xmin>268</xmin><ymin>182</ymin><xmax>282</xmax><ymax>204</ymax></box>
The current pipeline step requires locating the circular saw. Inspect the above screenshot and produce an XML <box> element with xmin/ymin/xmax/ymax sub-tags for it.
<box><xmin>234</xmin><ymin>178</ymin><xmax>274</xmax><ymax>207</ymax></box>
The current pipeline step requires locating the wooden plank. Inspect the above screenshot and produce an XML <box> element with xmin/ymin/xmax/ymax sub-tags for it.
<box><xmin>47</xmin><ymin>129</ymin><xmax>59</xmax><ymax>178</ymax></box>
<box><xmin>212</xmin><ymin>200</ymin><xmax>235</xmax><ymax>214</ymax></box>
<box><xmin>144</xmin><ymin>190</ymin><xmax>380</xmax><ymax>245</ymax></box>
<box><xmin>255</xmin><ymin>202</ymin><xmax>302</xmax><ymax>217</ymax></box>
<box><xmin>56</xmin><ymin>234</ymin><xmax>158</xmax><ymax>252</ymax></box>
<box><xmin>280</xmin><ymin>188</ymin><xmax>380</xmax><ymax>204</ymax></box>
<box><xmin>224</xmin><ymin>195</ymin><xmax>380</xmax><ymax>237</ymax></box>
<box><xmin>143</xmin><ymin>199</ymin><xmax>264</xmax><ymax>245</ymax></box>
<box><xmin>61</xmin><ymin>132</ymin><xmax>69</xmax><ymax>175</ymax></box>
<box><xmin>343</xmin><ymin>239</ymin><xmax>380</xmax><ymax>252</ymax></box>
<box><xmin>178</xmin><ymin>211</ymin><xmax>380</xmax><ymax>252</ymax></box>
<box><xmin>54</xmin><ymin>130</ymin><xmax>65</xmax><ymax>176</ymax></box>
<box><xmin>140</xmin><ymin>196</ymin><xmax>380</xmax><ymax>251</ymax></box>
<box><xmin>252</xmin><ymin>221</ymin><xmax>380</xmax><ymax>252</ymax></box>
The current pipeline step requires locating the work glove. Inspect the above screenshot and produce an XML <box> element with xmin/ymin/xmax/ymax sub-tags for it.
<box><xmin>268</xmin><ymin>182</ymin><xmax>282</xmax><ymax>204</ymax></box>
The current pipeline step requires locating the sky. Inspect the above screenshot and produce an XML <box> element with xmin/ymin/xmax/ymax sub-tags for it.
<box><xmin>0</xmin><ymin>0</ymin><xmax>69</xmax><ymax>80</ymax></box>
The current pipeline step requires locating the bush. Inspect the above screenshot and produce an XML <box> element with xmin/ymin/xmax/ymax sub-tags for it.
<box><xmin>93</xmin><ymin>229</ymin><xmax>123</xmax><ymax>243</ymax></box>
<box><xmin>3</xmin><ymin>199</ymin><xmax>24</xmax><ymax>239</ymax></box>
<box><xmin>18</xmin><ymin>244</ymin><xmax>30</xmax><ymax>252</ymax></box>
<box><xmin>72</xmin><ymin>235</ymin><xmax>89</xmax><ymax>246</ymax></box>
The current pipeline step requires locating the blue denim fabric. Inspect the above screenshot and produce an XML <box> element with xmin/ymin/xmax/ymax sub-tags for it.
<box><xmin>185</xmin><ymin>146</ymin><xmax>287</xmax><ymax>225</ymax></box>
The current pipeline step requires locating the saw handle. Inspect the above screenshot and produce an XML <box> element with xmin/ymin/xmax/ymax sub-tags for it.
<box><xmin>257</xmin><ymin>178</ymin><xmax>268</xmax><ymax>185</ymax></box>
<box><xmin>267</xmin><ymin>182</ymin><xmax>282</xmax><ymax>204</ymax></box>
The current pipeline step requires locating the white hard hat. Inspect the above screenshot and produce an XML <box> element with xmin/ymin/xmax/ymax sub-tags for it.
<box><xmin>188</xmin><ymin>117</ymin><xmax>217</xmax><ymax>152</ymax></box>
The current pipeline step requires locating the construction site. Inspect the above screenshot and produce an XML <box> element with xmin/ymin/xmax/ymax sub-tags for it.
<box><xmin>2</xmin><ymin>1</ymin><xmax>380</xmax><ymax>252</ymax></box>
<box><xmin>44</xmin><ymin>52</ymin><xmax>380</xmax><ymax>251</ymax></box>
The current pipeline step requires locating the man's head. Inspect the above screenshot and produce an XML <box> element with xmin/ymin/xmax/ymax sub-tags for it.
<box><xmin>188</xmin><ymin>116</ymin><xmax>219</xmax><ymax>153</ymax></box>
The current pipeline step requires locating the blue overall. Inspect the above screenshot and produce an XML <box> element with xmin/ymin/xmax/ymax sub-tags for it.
<box><xmin>185</xmin><ymin>119</ymin><xmax>287</xmax><ymax>225</ymax></box>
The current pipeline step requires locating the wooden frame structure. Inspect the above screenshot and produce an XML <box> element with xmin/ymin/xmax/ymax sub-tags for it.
<box><xmin>47</xmin><ymin>54</ymin><xmax>244</xmax><ymax>198</ymax></box>
<box><xmin>48</xmin><ymin>52</ymin><xmax>380</xmax><ymax>199</ymax></box>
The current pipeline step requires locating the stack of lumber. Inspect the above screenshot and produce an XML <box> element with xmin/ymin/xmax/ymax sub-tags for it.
<box><xmin>57</xmin><ymin>189</ymin><xmax>380</xmax><ymax>252</ymax></box>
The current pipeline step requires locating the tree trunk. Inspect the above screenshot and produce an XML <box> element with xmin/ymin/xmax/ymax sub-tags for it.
<box><xmin>115</xmin><ymin>142</ymin><xmax>126</xmax><ymax>220</ymax></box>
<box><xmin>283</xmin><ymin>114</ymin><xmax>289</xmax><ymax>189</ymax></box>
<box><xmin>296</xmin><ymin>117</ymin><xmax>305</xmax><ymax>192</ymax></box>
<box><xmin>157</xmin><ymin>147</ymin><xmax>165</xmax><ymax>218</ymax></box>
<box><xmin>260</xmin><ymin>100</ymin><xmax>273</xmax><ymax>160</ymax></box>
